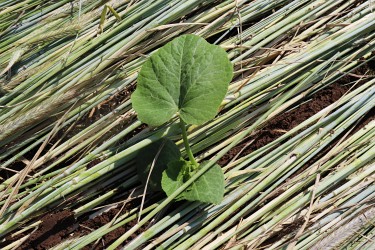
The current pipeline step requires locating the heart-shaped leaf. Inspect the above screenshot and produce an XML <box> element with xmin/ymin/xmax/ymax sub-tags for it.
<box><xmin>162</xmin><ymin>160</ymin><xmax>225</xmax><ymax>204</ymax></box>
<box><xmin>131</xmin><ymin>34</ymin><xmax>233</xmax><ymax>126</ymax></box>
<box><xmin>136</xmin><ymin>138</ymin><xmax>181</xmax><ymax>191</ymax></box>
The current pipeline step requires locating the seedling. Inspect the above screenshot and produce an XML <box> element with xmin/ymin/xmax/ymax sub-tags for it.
<box><xmin>132</xmin><ymin>34</ymin><xmax>233</xmax><ymax>204</ymax></box>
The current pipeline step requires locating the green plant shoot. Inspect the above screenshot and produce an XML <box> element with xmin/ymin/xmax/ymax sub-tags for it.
<box><xmin>132</xmin><ymin>34</ymin><xmax>233</xmax><ymax>204</ymax></box>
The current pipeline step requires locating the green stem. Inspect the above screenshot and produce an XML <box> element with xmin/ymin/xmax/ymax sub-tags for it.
<box><xmin>179</xmin><ymin>119</ymin><xmax>198</xmax><ymax>168</ymax></box>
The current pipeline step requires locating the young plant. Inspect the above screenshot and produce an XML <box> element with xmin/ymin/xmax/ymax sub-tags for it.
<box><xmin>132</xmin><ymin>34</ymin><xmax>233</xmax><ymax>204</ymax></box>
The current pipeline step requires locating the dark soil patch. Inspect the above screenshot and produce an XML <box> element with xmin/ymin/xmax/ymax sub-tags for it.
<box><xmin>0</xmin><ymin>210</ymin><xmax>76</xmax><ymax>250</ymax></box>
<box><xmin>77</xmin><ymin>207</ymin><xmax>149</xmax><ymax>250</ymax></box>
<box><xmin>350</xmin><ymin>106</ymin><xmax>375</xmax><ymax>134</ymax></box>
<box><xmin>27</xmin><ymin>210</ymin><xmax>75</xmax><ymax>250</ymax></box>
<box><xmin>260</xmin><ymin>216</ymin><xmax>306</xmax><ymax>248</ymax></box>
<box><xmin>218</xmin><ymin>83</ymin><xmax>350</xmax><ymax>166</ymax></box>
<box><xmin>0</xmin><ymin>202</ymin><xmax>149</xmax><ymax>250</ymax></box>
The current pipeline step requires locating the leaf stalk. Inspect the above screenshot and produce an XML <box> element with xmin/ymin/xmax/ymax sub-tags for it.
<box><xmin>179</xmin><ymin>119</ymin><xmax>198</xmax><ymax>168</ymax></box>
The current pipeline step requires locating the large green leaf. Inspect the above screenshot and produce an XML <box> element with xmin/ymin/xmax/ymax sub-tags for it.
<box><xmin>132</xmin><ymin>34</ymin><xmax>233</xmax><ymax>126</ymax></box>
<box><xmin>136</xmin><ymin>138</ymin><xmax>181</xmax><ymax>191</ymax></box>
<box><xmin>162</xmin><ymin>160</ymin><xmax>225</xmax><ymax>204</ymax></box>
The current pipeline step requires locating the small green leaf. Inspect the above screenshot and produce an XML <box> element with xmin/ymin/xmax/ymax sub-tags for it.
<box><xmin>136</xmin><ymin>139</ymin><xmax>180</xmax><ymax>191</ymax></box>
<box><xmin>132</xmin><ymin>34</ymin><xmax>233</xmax><ymax>126</ymax></box>
<box><xmin>162</xmin><ymin>161</ymin><xmax>225</xmax><ymax>204</ymax></box>
<box><xmin>161</xmin><ymin>160</ymin><xmax>189</xmax><ymax>199</ymax></box>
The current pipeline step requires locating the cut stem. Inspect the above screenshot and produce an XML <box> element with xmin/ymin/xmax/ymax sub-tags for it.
<box><xmin>179</xmin><ymin>119</ymin><xmax>198</xmax><ymax>168</ymax></box>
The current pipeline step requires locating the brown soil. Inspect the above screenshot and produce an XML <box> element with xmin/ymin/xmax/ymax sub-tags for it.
<box><xmin>350</xmin><ymin>106</ymin><xmax>375</xmax><ymax>133</ymax></box>
<box><xmin>0</xmin><ymin>210</ymin><xmax>75</xmax><ymax>250</ymax></box>
<box><xmin>0</xmin><ymin>203</ymin><xmax>149</xmax><ymax>250</ymax></box>
<box><xmin>26</xmin><ymin>210</ymin><xmax>75</xmax><ymax>250</ymax></box>
<box><xmin>218</xmin><ymin>83</ymin><xmax>351</xmax><ymax>166</ymax></box>
<box><xmin>260</xmin><ymin>216</ymin><xmax>306</xmax><ymax>248</ymax></box>
<box><xmin>77</xmin><ymin>206</ymin><xmax>149</xmax><ymax>250</ymax></box>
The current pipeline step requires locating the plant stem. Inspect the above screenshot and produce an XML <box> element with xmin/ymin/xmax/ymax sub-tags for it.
<box><xmin>179</xmin><ymin>119</ymin><xmax>198</xmax><ymax>167</ymax></box>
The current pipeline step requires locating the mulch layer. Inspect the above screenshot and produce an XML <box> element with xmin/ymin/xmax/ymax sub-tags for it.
<box><xmin>1</xmin><ymin>77</ymin><xmax>374</xmax><ymax>249</ymax></box>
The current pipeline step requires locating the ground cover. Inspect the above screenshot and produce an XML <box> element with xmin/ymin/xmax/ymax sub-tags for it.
<box><xmin>0</xmin><ymin>0</ymin><xmax>374</xmax><ymax>249</ymax></box>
